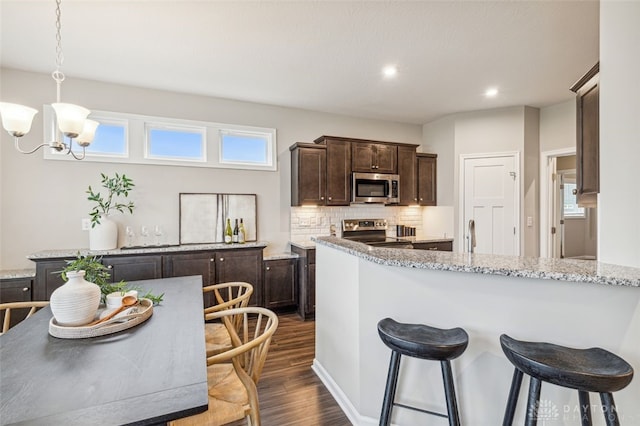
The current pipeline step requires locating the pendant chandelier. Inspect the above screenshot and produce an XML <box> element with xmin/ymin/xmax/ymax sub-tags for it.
<box><xmin>0</xmin><ymin>0</ymin><xmax>98</xmax><ymax>160</ymax></box>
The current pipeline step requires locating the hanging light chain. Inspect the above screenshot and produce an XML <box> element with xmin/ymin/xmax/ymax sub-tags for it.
<box><xmin>52</xmin><ymin>0</ymin><xmax>65</xmax><ymax>103</ymax></box>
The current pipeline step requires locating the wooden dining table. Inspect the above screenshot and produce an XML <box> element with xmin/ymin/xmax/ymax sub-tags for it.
<box><xmin>0</xmin><ymin>275</ymin><xmax>208</xmax><ymax>426</ymax></box>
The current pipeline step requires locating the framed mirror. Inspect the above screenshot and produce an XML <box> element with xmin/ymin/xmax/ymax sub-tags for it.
<box><xmin>179</xmin><ymin>193</ymin><xmax>257</xmax><ymax>244</ymax></box>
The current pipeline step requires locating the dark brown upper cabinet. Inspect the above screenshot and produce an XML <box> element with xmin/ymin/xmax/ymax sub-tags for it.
<box><xmin>570</xmin><ymin>62</ymin><xmax>599</xmax><ymax>208</ymax></box>
<box><xmin>290</xmin><ymin>143</ymin><xmax>326</xmax><ymax>206</ymax></box>
<box><xmin>315</xmin><ymin>136</ymin><xmax>351</xmax><ymax>206</ymax></box>
<box><xmin>398</xmin><ymin>145</ymin><xmax>417</xmax><ymax>205</ymax></box>
<box><xmin>417</xmin><ymin>153</ymin><xmax>437</xmax><ymax>206</ymax></box>
<box><xmin>351</xmin><ymin>143</ymin><xmax>397</xmax><ymax>174</ymax></box>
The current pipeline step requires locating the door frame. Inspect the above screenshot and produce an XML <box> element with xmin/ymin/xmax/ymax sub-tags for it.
<box><xmin>540</xmin><ymin>147</ymin><xmax>575</xmax><ymax>258</ymax></box>
<box><xmin>458</xmin><ymin>151</ymin><xmax>521</xmax><ymax>255</ymax></box>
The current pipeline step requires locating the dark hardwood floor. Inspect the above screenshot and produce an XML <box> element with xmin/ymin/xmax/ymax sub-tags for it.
<box><xmin>228</xmin><ymin>312</ymin><xmax>352</xmax><ymax>426</ymax></box>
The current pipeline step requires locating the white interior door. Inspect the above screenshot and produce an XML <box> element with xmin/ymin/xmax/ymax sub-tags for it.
<box><xmin>462</xmin><ymin>155</ymin><xmax>518</xmax><ymax>255</ymax></box>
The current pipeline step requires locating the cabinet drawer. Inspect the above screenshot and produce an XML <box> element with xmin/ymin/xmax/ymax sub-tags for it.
<box><xmin>413</xmin><ymin>241</ymin><xmax>453</xmax><ymax>252</ymax></box>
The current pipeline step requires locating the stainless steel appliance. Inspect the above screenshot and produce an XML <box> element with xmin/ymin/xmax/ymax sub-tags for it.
<box><xmin>342</xmin><ymin>219</ymin><xmax>413</xmax><ymax>249</ymax></box>
<box><xmin>351</xmin><ymin>173</ymin><xmax>399</xmax><ymax>204</ymax></box>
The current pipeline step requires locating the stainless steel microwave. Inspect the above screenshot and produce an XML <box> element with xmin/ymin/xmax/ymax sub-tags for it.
<box><xmin>351</xmin><ymin>172</ymin><xmax>399</xmax><ymax>204</ymax></box>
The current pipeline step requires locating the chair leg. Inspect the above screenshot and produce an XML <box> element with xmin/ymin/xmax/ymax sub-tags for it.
<box><xmin>441</xmin><ymin>360</ymin><xmax>461</xmax><ymax>426</ymax></box>
<box><xmin>502</xmin><ymin>368</ymin><xmax>524</xmax><ymax>426</ymax></box>
<box><xmin>600</xmin><ymin>393</ymin><xmax>620</xmax><ymax>426</ymax></box>
<box><xmin>525</xmin><ymin>377</ymin><xmax>542</xmax><ymax>426</ymax></box>
<box><xmin>578</xmin><ymin>391</ymin><xmax>592</xmax><ymax>426</ymax></box>
<box><xmin>379</xmin><ymin>351</ymin><xmax>401</xmax><ymax>426</ymax></box>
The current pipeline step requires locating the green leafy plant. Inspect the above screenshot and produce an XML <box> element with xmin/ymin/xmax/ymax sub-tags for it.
<box><xmin>60</xmin><ymin>253</ymin><xmax>164</xmax><ymax>305</ymax></box>
<box><xmin>87</xmin><ymin>173</ymin><xmax>135</xmax><ymax>227</ymax></box>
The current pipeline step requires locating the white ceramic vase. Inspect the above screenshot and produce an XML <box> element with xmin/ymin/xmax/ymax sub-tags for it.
<box><xmin>50</xmin><ymin>270</ymin><xmax>101</xmax><ymax>326</ymax></box>
<box><xmin>89</xmin><ymin>214</ymin><xmax>118</xmax><ymax>250</ymax></box>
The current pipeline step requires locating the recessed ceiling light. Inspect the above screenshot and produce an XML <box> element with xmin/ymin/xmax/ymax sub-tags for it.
<box><xmin>485</xmin><ymin>87</ymin><xmax>499</xmax><ymax>98</ymax></box>
<box><xmin>382</xmin><ymin>65</ymin><xmax>398</xmax><ymax>78</ymax></box>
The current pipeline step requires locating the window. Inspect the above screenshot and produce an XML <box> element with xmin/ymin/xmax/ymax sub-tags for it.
<box><xmin>42</xmin><ymin>106</ymin><xmax>277</xmax><ymax>171</ymax></box>
<box><xmin>146</xmin><ymin>124</ymin><xmax>205</xmax><ymax>162</ymax></box>
<box><xmin>219</xmin><ymin>129</ymin><xmax>274</xmax><ymax>168</ymax></box>
<box><xmin>83</xmin><ymin>119</ymin><xmax>128</xmax><ymax>157</ymax></box>
<box><xmin>563</xmin><ymin>182</ymin><xmax>585</xmax><ymax>218</ymax></box>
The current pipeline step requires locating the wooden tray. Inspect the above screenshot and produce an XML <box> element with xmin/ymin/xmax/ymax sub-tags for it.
<box><xmin>49</xmin><ymin>298</ymin><xmax>153</xmax><ymax>339</ymax></box>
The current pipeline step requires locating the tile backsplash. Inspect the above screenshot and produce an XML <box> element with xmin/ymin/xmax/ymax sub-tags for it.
<box><xmin>290</xmin><ymin>205</ymin><xmax>424</xmax><ymax>241</ymax></box>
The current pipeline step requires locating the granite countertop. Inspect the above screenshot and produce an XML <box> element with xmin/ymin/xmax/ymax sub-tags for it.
<box><xmin>264</xmin><ymin>252</ymin><xmax>299</xmax><ymax>261</ymax></box>
<box><xmin>314</xmin><ymin>236</ymin><xmax>640</xmax><ymax>287</ymax></box>
<box><xmin>27</xmin><ymin>241</ymin><xmax>269</xmax><ymax>260</ymax></box>
<box><xmin>0</xmin><ymin>269</ymin><xmax>36</xmax><ymax>280</ymax></box>
<box><xmin>290</xmin><ymin>240</ymin><xmax>316</xmax><ymax>250</ymax></box>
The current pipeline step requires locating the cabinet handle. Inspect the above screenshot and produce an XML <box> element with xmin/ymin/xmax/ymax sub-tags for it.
<box><xmin>210</xmin><ymin>258</ymin><xmax>214</xmax><ymax>262</ymax></box>
<box><xmin>320</xmin><ymin>196</ymin><xmax>324</xmax><ymax>200</ymax></box>
<box><xmin>328</xmin><ymin>197</ymin><xmax>332</xmax><ymax>201</ymax></box>
<box><xmin>22</xmin><ymin>287</ymin><xmax>29</xmax><ymax>292</ymax></box>
<box><xmin>414</xmin><ymin>198</ymin><xmax>417</xmax><ymax>201</ymax></box>
<box><xmin>107</xmin><ymin>265</ymin><xmax>113</xmax><ymax>269</ymax></box>
<box><xmin>420</xmin><ymin>198</ymin><xmax>423</xmax><ymax>201</ymax></box>
<box><xmin>428</xmin><ymin>247</ymin><xmax>438</xmax><ymax>251</ymax></box>
<box><xmin>266</xmin><ymin>266</ymin><xmax>271</xmax><ymax>271</ymax></box>
<box><xmin>219</xmin><ymin>257</ymin><xmax>224</xmax><ymax>262</ymax></box>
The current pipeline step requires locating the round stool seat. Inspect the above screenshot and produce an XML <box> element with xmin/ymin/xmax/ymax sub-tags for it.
<box><xmin>378</xmin><ymin>318</ymin><xmax>469</xmax><ymax>361</ymax></box>
<box><xmin>500</xmin><ymin>334</ymin><xmax>633</xmax><ymax>393</ymax></box>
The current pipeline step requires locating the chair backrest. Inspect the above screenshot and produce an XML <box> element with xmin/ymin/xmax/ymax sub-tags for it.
<box><xmin>203</xmin><ymin>281</ymin><xmax>253</xmax><ymax>314</ymax></box>
<box><xmin>205</xmin><ymin>307</ymin><xmax>278</xmax><ymax>385</ymax></box>
<box><xmin>0</xmin><ymin>301</ymin><xmax>49</xmax><ymax>335</ymax></box>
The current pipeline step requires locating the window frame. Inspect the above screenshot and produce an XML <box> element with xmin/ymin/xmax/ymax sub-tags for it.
<box><xmin>144</xmin><ymin>122</ymin><xmax>207</xmax><ymax>163</ymax></box>
<box><xmin>42</xmin><ymin>106</ymin><xmax>278</xmax><ymax>171</ymax></box>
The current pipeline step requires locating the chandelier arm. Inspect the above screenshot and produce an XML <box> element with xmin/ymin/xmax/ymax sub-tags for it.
<box><xmin>13</xmin><ymin>138</ymin><xmax>51</xmax><ymax>155</ymax></box>
<box><xmin>67</xmin><ymin>141</ymin><xmax>87</xmax><ymax>160</ymax></box>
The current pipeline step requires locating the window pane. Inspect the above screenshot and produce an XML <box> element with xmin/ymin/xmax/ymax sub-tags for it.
<box><xmin>563</xmin><ymin>183</ymin><xmax>585</xmax><ymax>217</ymax></box>
<box><xmin>221</xmin><ymin>133</ymin><xmax>268</xmax><ymax>164</ymax></box>
<box><xmin>85</xmin><ymin>123</ymin><xmax>126</xmax><ymax>155</ymax></box>
<box><xmin>148</xmin><ymin>128</ymin><xmax>204</xmax><ymax>160</ymax></box>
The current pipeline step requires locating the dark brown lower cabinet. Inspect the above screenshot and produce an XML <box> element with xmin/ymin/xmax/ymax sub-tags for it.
<box><xmin>291</xmin><ymin>246</ymin><xmax>315</xmax><ymax>320</ymax></box>
<box><xmin>214</xmin><ymin>248</ymin><xmax>263</xmax><ymax>307</ymax></box>
<box><xmin>163</xmin><ymin>252</ymin><xmax>216</xmax><ymax>307</ymax></box>
<box><xmin>263</xmin><ymin>258</ymin><xmax>297</xmax><ymax>310</ymax></box>
<box><xmin>103</xmin><ymin>255</ymin><xmax>163</xmax><ymax>283</ymax></box>
<box><xmin>0</xmin><ymin>277</ymin><xmax>34</xmax><ymax>330</ymax></box>
<box><xmin>412</xmin><ymin>241</ymin><xmax>453</xmax><ymax>251</ymax></box>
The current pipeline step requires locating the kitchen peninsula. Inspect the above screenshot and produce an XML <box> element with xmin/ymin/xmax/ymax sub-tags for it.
<box><xmin>312</xmin><ymin>237</ymin><xmax>640</xmax><ymax>425</ymax></box>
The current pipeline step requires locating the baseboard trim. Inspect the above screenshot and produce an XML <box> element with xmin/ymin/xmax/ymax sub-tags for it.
<box><xmin>311</xmin><ymin>359</ymin><xmax>379</xmax><ymax>426</ymax></box>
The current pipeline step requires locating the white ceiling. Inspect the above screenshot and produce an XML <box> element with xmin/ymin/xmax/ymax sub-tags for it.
<box><xmin>0</xmin><ymin>0</ymin><xmax>599</xmax><ymax>125</ymax></box>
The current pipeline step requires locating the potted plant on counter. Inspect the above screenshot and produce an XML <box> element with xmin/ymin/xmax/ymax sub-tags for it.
<box><xmin>87</xmin><ymin>172</ymin><xmax>135</xmax><ymax>250</ymax></box>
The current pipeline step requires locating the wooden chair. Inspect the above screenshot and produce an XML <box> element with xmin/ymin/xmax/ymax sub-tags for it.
<box><xmin>203</xmin><ymin>282</ymin><xmax>253</xmax><ymax>357</ymax></box>
<box><xmin>170</xmin><ymin>307</ymin><xmax>279</xmax><ymax>426</ymax></box>
<box><xmin>0</xmin><ymin>301</ymin><xmax>49</xmax><ymax>335</ymax></box>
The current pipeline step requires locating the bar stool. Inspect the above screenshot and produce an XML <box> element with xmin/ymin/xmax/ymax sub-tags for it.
<box><xmin>377</xmin><ymin>318</ymin><xmax>469</xmax><ymax>426</ymax></box>
<box><xmin>500</xmin><ymin>334</ymin><xmax>634</xmax><ymax>426</ymax></box>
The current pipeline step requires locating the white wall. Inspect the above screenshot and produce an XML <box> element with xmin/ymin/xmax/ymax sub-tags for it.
<box><xmin>423</xmin><ymin>106</ymin><xmax>539</xmax><ymax>255</ymax></box>
<box><xmin>0</xmin><ymin>68</ymin><xmax>422</xmax><ymax>269</ymax></box>
<box><xmin>599</xmin><ymin>1</ymin><xmax>640</xmax><ymax>268</ymax></box>
<box><xmin>539</xmin><ymin>100</ymin><xmax>575</xmax><ymax>153</ymax></box>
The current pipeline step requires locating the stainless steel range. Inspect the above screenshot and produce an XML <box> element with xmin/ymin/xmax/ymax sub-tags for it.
<box><xmin>341</xmin><ymin>219</ymin><xmax>413</xmax><ymax>249</ymax></box>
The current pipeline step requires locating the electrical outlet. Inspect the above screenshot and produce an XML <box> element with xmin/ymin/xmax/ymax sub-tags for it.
<box><xmin>526</xmin><ymin>216</ymin><xmax>533</xmax><ymax>227</ymax></box>
<box><xmin>82</xmin><ymin>218</ymin><xmax>91</xmax><ymax>231</ymax></box>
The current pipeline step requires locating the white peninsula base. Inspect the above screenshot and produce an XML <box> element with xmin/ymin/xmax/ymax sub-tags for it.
<box><xmin>312</xmin><ymin>243</ymin><xmax>640</xmax><ymax>426</ymax></box>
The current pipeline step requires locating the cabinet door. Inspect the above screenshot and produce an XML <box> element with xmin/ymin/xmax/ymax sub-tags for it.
<box><xmin>0</xmin><ymin>278</ymin><xmax>34</xmax><ymax>330</ymax></box>
<box><xmin>413</xmin><ymin>241</ymin><xmax>452</xmax><ymax>251</ymax></box>
<box><xmin>103</xmin><ymin>255</ymin><xmax>163</xmax><ymax>283</ymax></box>
<box><xmin>34</xmin><ymin>260</ymin><xmax>69</xmax><ymax>300</ymax></box>
<box><xmin>264</xmin><ymin>259</ymin><xmax>296</xmax><ymax>309</ymax></box>
<box><xmin>307</xmin><ymin>262</ymin><xmax>316</xmax><ymax>316</ymax></box>
<box><xmin>573</xmin><ymin>65</ymin><xmax>599</xmax><ymax>208</ymax></box>
<box><xmin>374</xmin><ymin>144</ymin><xmax>397</xmax><ymax>174</ymax></box>
<box><xmin>398</xmin><ymin>146</ymin><xmax>417</xmax><ymax>205</ymax></box>
<box><xmin>326</xmin><ymin>139</ymin><xmax>352</xmax><ymax>205</ymax></box>
<box><xmin>291</xmin><ymin>145</ymin><xmax>326</xmax><ymax>206</ymax></box>
<box><xmin>417</xmin><ymin>154</ymin><xmax>437</xmax><ymax>206</ymax></box>
<box><xmin>352</xmin><ymin>143</ymin><xmax>397</xmax><ymax>173</ymax></box>
<box><xmin>164</xmin><ymin>252</ymin><xmax>215</xmax><ymax>307</ymax></box>
<box><xmin>352</xmin><ymin>143</ymin><xmax>376</xmax><ymax>172</ymax></box>
<box><xmin>215</xmin><ymin>249</ymin><xmax>263</xmax><ymax>307</ymax></box>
